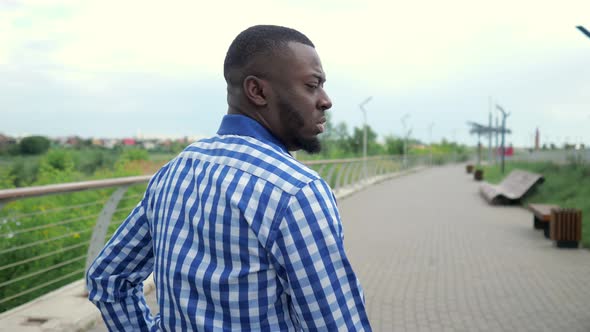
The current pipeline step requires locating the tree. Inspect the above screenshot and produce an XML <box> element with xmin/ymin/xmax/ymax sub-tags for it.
<box><xmin>348</xmin><ymin>125</ymin><xmax>379</xmax><ymax>156</ymax></box>
<box><xmin>318</xmin><ymin>114</ymin><xmax>353</xmax><ymax>158</ymax></box>
<box><xmin>383</xmin><ymin>135</ymin><xmax>404</xmax><ymax>155</ymax></box>
<box><xmin>19</xmin><ymin>136</ymin><xmax>50</xmax><ymax>155</ymax></box>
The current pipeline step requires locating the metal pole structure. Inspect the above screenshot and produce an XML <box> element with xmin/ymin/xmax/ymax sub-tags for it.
<box><xmin>401</xmin><ymin>113</ymin><xmax>410</xmax><ymax>167</ymax></box>
<box><xmin>476</xmin><ymin>132</ymin><xmax>481</xmax><ymax>167</ymax></box>
<box><xmin>488</xmin><ymin>97</ymin><xmax>493</xmax><ymax>164</ymax></box>
<box><xmin>577</xmin><ymin>26</ymin><xmax>589</xmax><ymax>156</ymax></box>
<box><xmin>577</xmin><ymin>26</ymin><xmax>590</xmax><ymax>39</ymax></box>
<box><xmin>428</xmin><ymin>123</ymin><xmax>434</xmax><ymax>166</ymax></box>
<box><xmin>496</xmin><ymin>104</ymin><xmax>511</xmax><ymax>174</ymax></box>
<box><xmin>495</xmin><ymin>116</ymin><xmax>499</xmax><ymax>164</ymax></box>
<box><xmin>359</xmin><ymin>97</ymin><xmax>372</xmax><ymax>180</ymax></box>
<box><xmin>452</xmin><ymin>129</ymin><xmax>458</xmax><ymax>162</ymax></box>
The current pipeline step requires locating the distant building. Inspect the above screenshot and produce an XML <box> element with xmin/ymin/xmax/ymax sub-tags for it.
<box><xmin>141</xmin><ymin>140</ymin><xmax>157</xmax><ymax>150</ymax></box>
<box><xmin>91</xmin><ymin>138</ymin><xmax>104</xmax><ymax>147</ymax></box>
<box><xmin>104</xmin><ymin>139</ymin><xmax>118</xmax><ymax>149</ymax></box>
<box><xmin>535</xmin><ymin>128</ymin><xmax>540</xmax><ymax>150</ymax></box>
<box><xmin>0</xmin><ymin>134</ymin><xmax>16</xmax><ymax>147</ymax></box>
<box><xmin>66</xmin><ymin>136</ymin><xmax>81</xmax><ymax>147</ymax></box>
<box><xmin>122</xmin><ymin>138</ymin><xmax>136</xmax><ymax>146</ymax></box>
<box><xmin>160</xmin><ymin>139</ymin><xmax>172</xmax><ymax>148</ymax></box>
<box><xmin>0</xmin><ymin>134</ymin><xmax>17</xmax><ymax>154</ymax></box>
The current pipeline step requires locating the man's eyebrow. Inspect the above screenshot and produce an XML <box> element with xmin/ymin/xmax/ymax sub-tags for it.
<box><xmin>312</xmin><ymin>73</ymin><xmax>326</xmax><ymax>83</ymax></box>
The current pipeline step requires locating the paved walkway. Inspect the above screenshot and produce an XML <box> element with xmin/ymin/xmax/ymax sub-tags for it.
<box><xmin>341</xmin><ymin>164</ymin><xmax>590</xmax><ymax>331</ymax></box>
<box><xmin>91</xmin><ymin>164</ymin><xmax>590</xmax><ymax>331</ymax></box>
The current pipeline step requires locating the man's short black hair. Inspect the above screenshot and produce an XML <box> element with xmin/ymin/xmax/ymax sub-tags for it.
<box><xmin>223</xmin><ymin>25</ymin><xmax>315</xmax><ymax>86</ymax></box>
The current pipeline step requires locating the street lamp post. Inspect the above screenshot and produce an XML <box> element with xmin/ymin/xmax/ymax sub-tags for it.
<box><xmin>577</xmin><ymin>26</ymin><xmax>590</xmax><ymax>39</ymax></box>
<box><xmin>428</xmin><ymin>123</ymin><xmax>434</xmax><ymax>166</ymax></box>
<box><xmin>495</xmin><ymin>104</ymin><xmax>511</xmax><ymax>174</ymax></box>
<box><xmin>495</xmin><ymin>116</ymin><xmax>499</xmax><ymax>164</ymax></box>
<box><xmin>452</xmin><ymin>129</ymin><xmax>458</xmax><ymax>162</ymax></box>
<box><xmin>401</xmin><ymin>113</ymin><xmax>411</xmax><ymax>167</ymax></box>
<box><xmin>359</xmin><ymin>97</ymin><xmax>373</xmax><ymax>180</ymax></box>
<box><xmin>578</xmin><ymin>26</ymin><xmax>588</xmax><ymax>155</ymax></box>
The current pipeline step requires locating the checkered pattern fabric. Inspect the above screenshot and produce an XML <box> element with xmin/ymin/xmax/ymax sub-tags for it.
<box><xmin>86</xmin><ymin>114</ymin><xmax>371</xmax><ymax>331</ymax></box>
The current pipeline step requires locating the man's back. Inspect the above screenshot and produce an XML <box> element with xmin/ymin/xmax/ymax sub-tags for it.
<box><xmin>149</xmin><ymin>121</ymin><xmax>320</xmax><ymax>330</ymax></box>
<box><xmin>87</xmin><ymin>115</ymin><xmax>371</xmax><ymax>331</ymax></box>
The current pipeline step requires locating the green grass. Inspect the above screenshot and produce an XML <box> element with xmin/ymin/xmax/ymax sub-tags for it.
<box><xmin>0</xmin><ymin>183</ymin><xmax>148</xmax><ymax>313</ymax></box>
<box><xmin>481</xmin><ymin>161</ymin><xmax>590</xmax><ymax>247</ymax></box>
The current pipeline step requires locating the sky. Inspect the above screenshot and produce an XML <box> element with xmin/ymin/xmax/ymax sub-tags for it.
<box><xmin>1</xmin><ymin>0</ymin><xmax>589</xmax><ymax>147</ymax></box>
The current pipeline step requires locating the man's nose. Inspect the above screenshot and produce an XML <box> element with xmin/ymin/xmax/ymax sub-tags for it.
<box><xmin>319</xmin><ymin>90</ymin><xmax>332</xmax><ymax>111</ymax></box>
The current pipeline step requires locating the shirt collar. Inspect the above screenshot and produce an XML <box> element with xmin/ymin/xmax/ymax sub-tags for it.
<box><xmin>216</xmin><ymin>114</ymin><xmax>289</xmax><ymax>153</ymax></box>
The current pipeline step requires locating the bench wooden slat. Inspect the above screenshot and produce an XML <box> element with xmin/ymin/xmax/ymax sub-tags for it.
<box><xmin>479</xmin><ymin>170</ymin><xmax>544</xmax><ymax>205</ymax></box>
<box><xmin>528</xmin><ymin>203</ymin><xmax>559</xmax><ymax>222</ymax></box>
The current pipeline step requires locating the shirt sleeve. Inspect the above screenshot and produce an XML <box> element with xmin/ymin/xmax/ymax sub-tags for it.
<box><xmin>85</xmin><ymin>192</ymin><xmax>158</xmax><ymax>332</ymax></box>
<box><xmin>268</xmin><ymin>179</ymin><xmax>372</xmax><ymax>331</ymax></box>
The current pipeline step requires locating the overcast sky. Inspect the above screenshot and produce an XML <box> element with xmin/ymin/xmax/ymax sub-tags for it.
<box><xmin>1</xmin><ymin>0</ymin><xmax>588</xmax><ymax>146</ymax></box>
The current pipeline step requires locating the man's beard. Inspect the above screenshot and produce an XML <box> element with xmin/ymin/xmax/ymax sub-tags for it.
<box><xmin>278</xmin><ymin>100</ymin><xmax>321</xmax><ymax>154</ymax></box>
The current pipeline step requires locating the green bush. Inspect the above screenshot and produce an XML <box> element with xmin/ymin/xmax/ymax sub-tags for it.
<box><xmin>19</xmin><ymin>136</ymin><xmax>50</xmax><ymax>155</ymax></box>
<box><xmin>76</xmin><ymin>149</ymin><xmax>118</xmax><ymax>175</ymax></box>
<box><xmin>0</xmin><ymin>166</ymin><xmax>15</xmax><ymax>189</ymax></box>
<box><xmin>6</xmin><ymin>158</ymin><xmax>40</xmax><ymax>188</ymax></box>
<box><xmin>120</xmin><ymin>148</ymin><xmax>149</xmax><ymax>162</ymax></box>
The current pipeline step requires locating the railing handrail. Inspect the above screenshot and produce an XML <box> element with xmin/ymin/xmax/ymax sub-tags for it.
<box><xmin>301</xmin><ymin>155</ymin><xmax>391</xmax><ymax>165</ymax></box>
<box><xmin>0</xmin><ymin>175</ymin><xmax>152</xmax><ymax>203</ymax></box>
<box><xmin>0</xmin><ymin>156</ymin><xmax>399</xmax><ymax>203</ymax></box>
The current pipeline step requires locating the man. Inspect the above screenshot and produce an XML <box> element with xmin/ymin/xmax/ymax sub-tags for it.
<box><xmin>87</xmin><ymin>25</ymin><xmax>372</xmax><ymax>331</ymax></box>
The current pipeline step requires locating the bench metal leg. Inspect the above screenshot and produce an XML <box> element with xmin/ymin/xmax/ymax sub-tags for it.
<box><xmin>533</xmin><ymin>217</ymin><xmax>543</xmax><ymax>229</ymax></box>
<box><xmin>543</xmin><ymin>225</ymin><xmax>550</xmax><ymax>239</ymax></box>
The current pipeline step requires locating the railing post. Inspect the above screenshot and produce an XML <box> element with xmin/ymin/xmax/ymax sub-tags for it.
<box><xmin>335</xmin><ymin>163</ymin><xmax>350</xmax><ymax>190</ymax></box>
<box><xmin>316</xmin><ymin>164</ymin><xmax>327</xmax><ymax>179</ymax></box>
<box><xmin>342</xmin><ymin>161</ymin><xmax>356</xmax><ymax>187</ymax></box>
<box><xmin>325</xmin><ymin>164</ymin><xmax>338</xmax><ymax>189</ymax></box>
<box><xmin>353</xmin><ymin>161</ymin><xmax>364</xmax><ymax>184</ymax></box>
<box><xmin>380</xmin><ymin>159</ymin><xmax>387</xmax><ymax>175</ymax></box>
<box><xmin>369</xmin><ymin>159</ymin><xmax>378</xmax><ymax>178</ymax></box>
<box><xmin>382</xmin><ymin>158</ymin><xmax>389</xmax><ymax>175</ymax></box>
<box><xmin>85</xmin><ymin>185</ymin><xmax>130</xmax><ymax>273</ymax></box>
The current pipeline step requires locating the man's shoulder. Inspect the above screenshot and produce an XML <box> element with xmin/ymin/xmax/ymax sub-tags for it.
<box><xmin>180</xmin><ymin>135</ymin><xmax>322</xmax><ymax>195</ymax></box>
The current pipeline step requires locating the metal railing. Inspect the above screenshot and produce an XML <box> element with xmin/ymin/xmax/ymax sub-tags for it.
<box><xmin>508</xmin><ymin>149</ymin><xmax>590</xmax><ymax>164</ymax></box>
<box><xmin>0</xmin><ymin>154</ymin><xmax>445</xmax><ymax>312</ymax></box>
<box><xmin>0</xmin><ymin>176</ymin><xmax>151</xmax><ymax>313</ymax></box>
<box><xmin>477</xmin><ymin>149</ymin><xmax>590</xmax><ymax>167</ymax></box>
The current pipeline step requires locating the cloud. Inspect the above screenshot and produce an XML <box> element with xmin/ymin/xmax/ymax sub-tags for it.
<box><xmin>1</xmin><ymin>0</ymin><xmax>589</xmax><ymax>145</ymax></box>
<box><xmin>4</xmin><ymin>0</ymin><xmax>589</xmax><ymax>83</ymax></box>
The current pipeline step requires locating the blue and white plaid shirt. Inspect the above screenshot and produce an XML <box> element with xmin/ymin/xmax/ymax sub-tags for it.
<box><xmin>86</xmin><ymin>114</ymin><xmax>371</xmax><ymax>331</ymax></box>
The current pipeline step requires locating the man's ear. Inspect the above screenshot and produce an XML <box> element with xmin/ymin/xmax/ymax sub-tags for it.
<box><xmin>243</xmin><ymin>75</ymin><xmax>268</xmax><ymax>107</ymax></box>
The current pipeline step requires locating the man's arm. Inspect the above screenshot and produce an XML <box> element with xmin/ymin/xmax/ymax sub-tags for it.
<box><xmin>268</xmin><ymin>179</ymin><xmax>372</xmax><ymax>331</ymax></box>
<box><xmin>85</xmin><ymin>197</ymin><xmax>157</xmax><ymax>331</ymax></box>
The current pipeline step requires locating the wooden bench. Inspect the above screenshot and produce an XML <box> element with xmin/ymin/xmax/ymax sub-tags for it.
<box><xmin>528</xmin><ymin>203</ymin><xmax>559</xmax><ymax>237</ymax></box>
<box><xmin>480</xmin><ymin>170</ymin><xmax>544</xmax><ymax>205</ymax></box>
<box><xmin>528</xmin><ymin>204</ymin><xmax>582</xmax><ymax>248</ymax></box>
